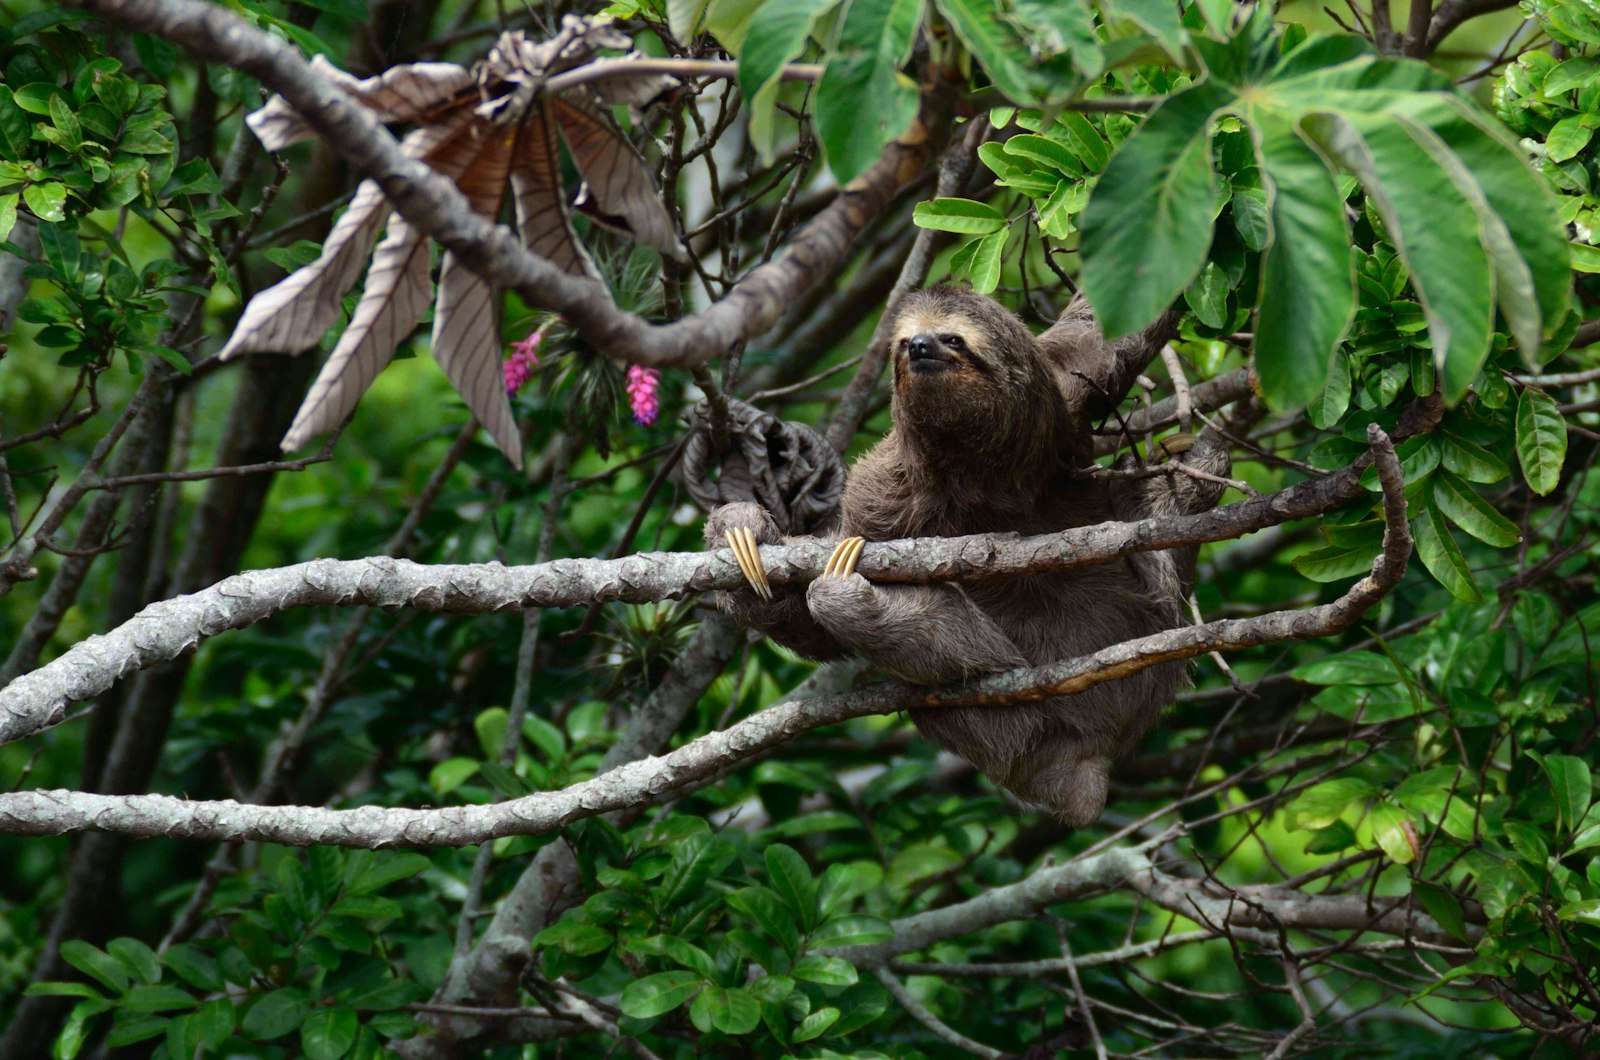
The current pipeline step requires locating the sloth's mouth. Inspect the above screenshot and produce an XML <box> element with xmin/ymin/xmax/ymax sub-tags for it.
<box><xmin>907</xmin><ymin>348</ymin><xmax>959</xmax><ymax>372</ymax></box>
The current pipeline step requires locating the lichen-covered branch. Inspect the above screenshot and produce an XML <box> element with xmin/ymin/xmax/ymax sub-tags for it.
<box><xmin>0</xmin><ymin>441</ymin><xmax>1386</xmax><ymax>748</ymax></box>
<box><xmin>0</xmin><ymin>428</ymin><xmax>1408</xmax><ymax>848</ymax></box>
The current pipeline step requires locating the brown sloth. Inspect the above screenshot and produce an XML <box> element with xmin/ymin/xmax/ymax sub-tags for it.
<box><xmin>705</xmin><ymin>286</ymin><xmax>1231</xmax><ymax>825</ymax></box>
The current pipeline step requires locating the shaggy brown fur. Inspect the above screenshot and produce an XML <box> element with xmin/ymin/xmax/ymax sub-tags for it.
<box><xmin>706</xmin><ymin>287</ymin><xmax>1230</xmax><ymax>825</ymax></box>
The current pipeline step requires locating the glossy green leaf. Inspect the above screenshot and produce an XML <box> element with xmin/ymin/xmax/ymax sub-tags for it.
<box><xmin>1301</xmin><ymin>112</ymin><xmax>1493</xmax><ymax>404</ymax></box>
<box><xmin>59</xmin><ymin>942</ymin><xmax>128</xmax><ymax>995</ymax></box>
<box><xmin>815</xmin><ymin>0</ymin><xmax>921</xmax><ymax>183</ymax></box>
<box><xmin>792</xmin><ymin>954</ymin><xmax>859</xmax><ymax>985</ymax></box>
<box><xmin>691</xmin><ymin>984</ymin><xmax>762</xmax><ymax>1034</ymax></box>
<box><xmin>934</xmin><ymin>0</ymin><xmax>1079</xmax><ymax>106</ymax></box>
<box><xmin>810</xmin><ymin>913</ymin><xmax>895</xmax><ymax>948</ymax></box>
<box><xmin>1080</xmin><ymin>83</ymin><xmax>1229</xmax><ymax>338</ymax></box>
<box><xmin>162</xmin><ymin>945</ymin><xmax>223</xmax><ymax>992</ymax></box>
<box><xmin>1439</xmin><ymin>431</ymin><xmax>1510</xmax><ymax>483</ymax></box>
<box><xmin>618</xmin><ymin>971</ymin><xmax>704</xmax><ymax>1019</ymax></box>
<box><xmin>912</xmin><ymin>197</ymin><xmax>1005</xmax><ymax>234</ymax></box>
<box><xmin>1532</xmin><ymin>752</ymin><xmax>1593</xmax><ymax>835</ymax></box>
<box><xmin>23</xmin><ymin>181</ymin><xmax>67</xmax><ymax>223</ymax></box>
<box><xmin>243</xmin><ymin>988</ymin><xmax>310</xmax><ymax>1040</ymax></box>
<box><xmin>793</xmin><ymin>1005</ymin><xmax>842</xmax><ymax>1042</ymax></box>
<box><xmin>1515</xmin><ymin>388</ymin><xmax>1567</xmax><ymax>495</ymax></box>
<box><xmin>738</xmin><ymin>0</ymin><xmax>841</xmax><ymax>158</ymax></box>
<box><xmin>1412</xmin><ymin>500</ymin><xmax>1484</xmax><ymax>603</ymax></box>
<box><xmin>966</xmin><ymin>228</ymin><xmax>1007</xmax><ymax>294</ymax></box>
<box><xmin>766</xmin><ymin>844</ymin><xmax>819</xmax><ymax>931</ymax></box>
<box><xmin>106</xmin><ymin>938</ymin><xmax>160</xmax><ymax>986</ymax></box>
<box><xmin>1292</xmin><ymin>650</ymin><xmax>1399</xmax><ymax>685</ymax></box>
<box><xmin>1369</xmin><ymin>803</ymin><xmax>1419</xmax><ymax>863</ymax></box>
<box><xmin>301</xmin><ymin>1006</ymin><xmax>360</xmax><ymax>1060</ymax></box>
<box><xmin>1286</xmin><ymin>777</ymin><xmax>1375</xmax><ymax>831</ymax></box>
<box><xmin>1433</xmin><ymin>471</ymin><xmax>1521</xmax><ymax>546</ymax></box>
<box><xmin>1544</xmin><ymin>56</ymin><xmax>1600</xmax><ymax>95</ymax></box>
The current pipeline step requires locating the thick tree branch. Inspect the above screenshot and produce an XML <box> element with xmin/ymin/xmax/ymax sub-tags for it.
<box><xmin>73</xmin><ymin>0</ymin><xmax>948</xmax><ymax>369</ymax></box>
<box><xmin>0</xmin><ymin>428</ymin><xmax>1408</xmax><ymax>847</ymax></box>
<box><xmin>0</xmin><ymin>439</ymin><xmax>1389</xmax><ymax>748</ymax></box>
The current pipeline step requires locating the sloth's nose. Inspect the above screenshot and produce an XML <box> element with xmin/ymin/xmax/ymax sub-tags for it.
<box><xmin>909</xmin><ymin>335</ymin><xmax>936</xmax><ymax>359</ymax></box>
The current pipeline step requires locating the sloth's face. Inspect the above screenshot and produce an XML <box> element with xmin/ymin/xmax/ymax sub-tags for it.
<box><xmin>891</xmin><ymin>308</ymin><xmax>992</xmax><ymax>382</ymax></box>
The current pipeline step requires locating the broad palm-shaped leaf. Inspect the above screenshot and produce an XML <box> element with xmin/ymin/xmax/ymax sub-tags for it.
<box><xmin>1078</xmin><ymin>13</ymin><xmax>1570</xmax><ymax>408</ymax></box>
<box><xmin>221</xmin><ymin>19</ymin><xmax>681</xmax><ymax>468</ymax></box>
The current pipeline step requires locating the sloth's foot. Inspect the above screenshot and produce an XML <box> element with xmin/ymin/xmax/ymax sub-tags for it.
<box><xmin>724</xmin><ymin>527</ymin><xmax>771</xmax><ymax>600</ymax></box>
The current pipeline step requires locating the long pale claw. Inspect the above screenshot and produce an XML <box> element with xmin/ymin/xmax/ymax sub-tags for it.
<box><xmin>724</xmin><ymin>528</ymin><xmax>772</xmax><ymax>600</ymax></box>
<box><xmin>821</xmin><ymin>536</ymin><xmax>865</xmax><ymax>579</ymax></box>
<box><xmin>1155</xmin><ymin>432</ymin><xmax>1197</xmax><ymax>460</ymax></box>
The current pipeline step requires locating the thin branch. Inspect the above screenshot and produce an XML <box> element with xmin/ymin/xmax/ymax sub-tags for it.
<box><xmin>875</xmin><ymin>967</ymin><xmax>1005</xmax><ymax>1059</ymax></box>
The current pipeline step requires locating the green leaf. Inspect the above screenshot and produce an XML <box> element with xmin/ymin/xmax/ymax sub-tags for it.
<box><xmin>966</xmin><ymin>228</ymin><xmax>1007</xmax><ymax>294</ymax></box>
<box><xmin>1412</xmin><ymin>881</ymin><xmax>1470</xmax><ymax>941</ymax></box>
<box><xmin>161</xmin><ymin>944</ymin><xmax>223</xmax><ymax>992</ymax></box>
<box><xmin>1004</xmin><ymin>134</ymin><xmax>1082</xmax><ymax>177</ymax></box>
<box><xmin>1411</xmin><ymin>101</ymin><xmax>1568</xmax><ymax>368</ymax></box>
<box><xmin>1231</xmin><ymin>186</ymin><xmax>1269</xmax><ymax>251</ymax></box>
<box><xmin>627</xmin><ymin>935</ymin><xmax>716</xmax><ymax>977</ymax></box>
<box><xmin>1301</xmin><ymin>111</ymin><xmax>1493</xmax><ymax>404</ymax></box>
<box><xmin>1515</xmin><ymin>389</ymin><xmax>1567</xmax><ymax>495</ymax></box>
<box><xmin>792</xmin><ymin>954</ymin><xmax>858</xmax><ymax>985</ymax></box>
<box><xmin>1052</xmin><ymin>110</ymin><xmax>1110</xmax><ymax>171</ymax></box>
<box><xmin>1303</xmin><ymin>819</ymin><xmax>1358</xmax><ymax>854</ymax></box>
<box><xmin>1412</xmin><ymin>499</ymin><xmax>1484</xmax><ymax>603</ymax></box>
<box><xmin>1432</xmin><ymin>471</ymin><xmax>1520</xmax><ymax>547</ymax></box>
<box><xmin>668</xmin><ymin>0</ymin><xmax>712</xmax><ymax>40</ymax></box>
<box><xmin>934</xmin><ymin>0</ymin><xmax>1079</xmax><ymax>106</ymax></box>
<box><xmin>1184</xmin><ymin>261</ymin><xmax>1228</xmax><ymax>328</ymax></box>
<box><xmin>1533</xmin><ymin>752</ymin><xmax>1593</xmax><ymax>835</ymax></box>
<box><xmin>911</xmin><ymin>197</ymin><xmax>1005</xmax><ymax>234</ymax></box>
<box><xmin>1010</xmin><ymin>0</ymin><xmax>1102</xmax><ymax>75</ymax></box>
<box><xmin>815</xmin><ymin>0</ymin><xmax>922</xmax><ymax>184</ymax></box>
<box><xmin>106</xmin><ymin>1016</ymin><xmax>169</xmax><ymax>1047</ymax></box>
<box><xmin>1081</xmin><ymin>83</ymin><xmax>1229</xmax><ymax>339</ymax></box>
<box><xmin>729</xmin><ymin>885</ymin><xmax>801</xmax><ymax>956</ymax></box>
<box><xmin>1251</xmin><ymin>120</ymin><xmax>1354</xmax><ymax>408</ymax></box>
<box><xmin>1544</xmin><ymin>56</ymin><xmax>1600</xmax><ymax>95</ymax></box>
<box><xmin>1291</xmin><ymin>650</ymin><xmax>1399</xmax><ymax>685</ymax></box>
<box><xmin>0</xmin><ymin>90</ymin><xmax>31</xmax><ymax>158</ymax></box>
<box><xmin>738</xmin><ymin>0</ymin><xmax>841</xmax><ymax>159</ymax></box>
<box><xmin>809</xmin><ymin>913</ymin><xmax>894</xmax><ymax>948</ymax></box>
<box><xmin>765</xmin><ymin>844</ymin><xmax>819</xmax><ymax>932</ymax></box>
<box><xmin>793</xmin><ymin>1005</ymin><xmax>841</xmax><ymax>1041</ymax></box>
<box><xmin>428</xmin><ymin>757</ymin><xmax>478</xmax><ymax>795</ymax></box>
<box><xmin>1439</xmin><ymin>432</ymin><xmax>1509</xmax><ymax>483</ymax></box>
<box><xmin>693</xmin><ymin>984</ymin><xmax>762</xmax><ymax>1034</ymax></box>
<box><xmin>1101</xmin><ymin>0</ymin><xmax>1186</xmax><ymax>56</ymax></box>
<box><xmin>120</xmin><ymin>985</ymin><xmax>197</xmax><ymax>1013</ymax></box>
<box><xmin>1285</xmin><ymin>777</ymin><xmax>1375</xmax><ymax>831</ymax></box>
<box><xmin>1546</xmin><ymin>114</ymin><xmax>1597</xmax><ymax>162</ymax></box>
<box><xmin>1369</xmin><ymin>803</ymin><xmax>1419</xmax><ymax>863</ymax></box>
<box><xmin>22</xmin><ymin>181</ymin><xmax>67</xmax><ymax>223</ymax></box>
<box><xmin>243</xmin><ymin>988</ymin><xmax>310</xmax><ymax>1040</ymax></box>
<box><xmin>658</xmin><ymin>830</ymin><xmax>735</xmax><ymax>910</ymax></box>
<box><xmin>346</xmin><ymin>850</ymin><xmax>430</xmax><ymax>895</ymax></box>
<box><xmin>618</xmin><ymin>970</ymin><xmax>704</xmax><ymax>1019</ymax></box>
<box><xmin>106</xmin><ymin>938</ymin><xmax>160</xmax><ymax>986</ymax></box>
<box><xmin>26</xmin><ymin>981</ymin><xmax>103</xmax><ymax>1000</ymax></box>
<box><xmin>60</xmin><ymin>941</ymin><xmax>128</xmax><ymax>994</ymax></box>
<box><xmin>301</xmin><ymin>1006</ymin><xmax>359</xmax><ymax>1060</ymax></box>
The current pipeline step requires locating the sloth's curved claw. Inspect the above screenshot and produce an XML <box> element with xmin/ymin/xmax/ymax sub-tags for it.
<box><xmin>1154</xmin><ymin>432</ymin><xmax>1197</xmax><ymax>460</ymax></box>
<box><xmin>820</xmin><ymin>537</ymin><xmax>866</xmax><ymax>580</ymax></box>
<box><xmin>724</xmin><ymin>528</ymin><xmax>772</xmax><ymax>600</ymax></box>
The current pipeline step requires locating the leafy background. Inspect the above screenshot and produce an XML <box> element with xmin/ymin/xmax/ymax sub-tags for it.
<box><xmin>1</xmin><ymin>0</ymin><xmax>1600</xmax><ymax>1056</ymax></box>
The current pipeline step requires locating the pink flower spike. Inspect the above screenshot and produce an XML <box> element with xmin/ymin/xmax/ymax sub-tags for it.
<box><xmin>503</xmin><ymin>325</ymin><xmax>549</xmax><ymax>395</ymax></box>
<box><xmin>626</xmin><ymin>364</ymin><xmax>660</xmax><ymax>427</ymax></box>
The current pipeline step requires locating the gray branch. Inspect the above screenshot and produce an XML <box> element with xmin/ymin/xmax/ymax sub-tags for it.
<box><xmin>0</xmin><ymin>444</ymin><xmax>1382</xmax><ymax>748</ymax></box>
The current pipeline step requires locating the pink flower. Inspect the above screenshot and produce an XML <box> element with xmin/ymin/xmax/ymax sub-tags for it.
<box><xmin>504</xmin><ymin>325</ymin><xmax>548</xmax><ymax>394</ymax></box>
<box><xmin>626</xmin><ymin>364</ymin><xmax>660</xmax><ymax>426</ymax></box>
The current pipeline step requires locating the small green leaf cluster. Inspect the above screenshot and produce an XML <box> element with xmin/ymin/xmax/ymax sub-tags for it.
<box><xmin>28</xmin><ymin>849</ymin><xmax>430</xmax><ymax>1060</ymax></box>
<box><xmin>1280</xmin><ymin>594</ymin><xmax>1600</xmax><ymax>1006</ymax></box>
<box><xmin>0</xmin><ymin>22</ymin><xmax>241</xmax><ymax>374</ymax></box>
<box><xmin>534</xmin><ymin>821</ymin><xmax>894</xmax><ymax>1050</ymax></box>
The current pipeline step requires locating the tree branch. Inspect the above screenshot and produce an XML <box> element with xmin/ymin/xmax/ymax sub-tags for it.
<box><xmin>73</xmin><ymin>0</ymin><xmax>948</xmax><ymax>370</ymax></box>
<box><xmin>0</xmin><ymin>427</ymin><xmax>1408</xmax><ymax>848</ymax></box>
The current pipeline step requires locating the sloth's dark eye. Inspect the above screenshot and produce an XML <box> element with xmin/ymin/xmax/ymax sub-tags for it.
<box><xmin>942</xmin><ymin>334</ymin><xmax>966</xmax><ymax>351</ymax></box>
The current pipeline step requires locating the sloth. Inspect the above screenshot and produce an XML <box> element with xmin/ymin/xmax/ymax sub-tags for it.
<box><xmin>705</xmin><ymin>286</ymin><xmax>1231</xmax><ymax>825</ymax></box>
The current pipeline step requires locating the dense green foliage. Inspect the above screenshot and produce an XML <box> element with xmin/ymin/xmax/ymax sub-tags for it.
<box><xmin>2</xmin><ymin>0</ymin><xmax>1600</xmax><ymax>1056</ymax></box>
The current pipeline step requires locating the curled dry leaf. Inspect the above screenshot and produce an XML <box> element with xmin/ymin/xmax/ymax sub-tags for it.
<box><xmin>222</xmin><ymin>16</ymin><xmax>683</xmax><ymax>469</ymax></box>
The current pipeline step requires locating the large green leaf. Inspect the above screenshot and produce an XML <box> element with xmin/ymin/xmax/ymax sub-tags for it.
<box><xmin>1251</xmin><ymin>116</ymin><xmax>1355</xmax><ymax>408</ymax></box>
<box><xmin>1412</xmin><ymin>498</ymin><xmax>1484</xmax><ymax>603</ymax></box>
<box><xmin>1301</xmin><ymin>111</ymin><xmax>1493</xmax><ymax>404</ymax></box>
<box><xmin>933</xmin><ymin>0</ymin><xmax>1082</xmax><ymax>106</ymax></box>
<box><xmin>1079</xmin><ymin>82</ymin><xmax>1231</xmax><ymax>338</ymax></box>
<box><xmin>738</xmin><ymin>0</ymin><xmax>842</xmax><ymax>158</ymax></box>
<box><xmin>816</xmin><ymin>0</ymin><xmax>922</xmax><ymax>183</ymax></box>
